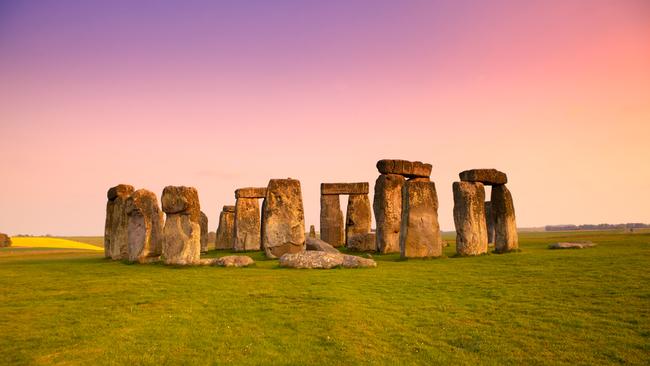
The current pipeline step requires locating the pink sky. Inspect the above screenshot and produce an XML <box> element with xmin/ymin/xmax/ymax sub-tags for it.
<box><xmin>0</xmin><ymin>0</ymin><xmax>649</xmax><ymax>235</ymax></box>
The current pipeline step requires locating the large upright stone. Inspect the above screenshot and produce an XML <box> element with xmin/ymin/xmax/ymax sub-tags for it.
<box><xmin>400</xmin><ymin>179</ymin><xmax>443</xmax><ymax>258</ymax></box>
<box><xmin>0</xmin><ymin>233</ymin><xmax>11</xmax><ymax>248</ymax></box>
<box><xmin>376</xmin><ymin>159</ymin><xmax>432</xmax><ymax>178</ymax></box>
<box><xmin>200</xmin><ymin>211</ymin><xmax>208</xmax><ymax>253</ymax></box>
<box><xmin>262</xmin><ymin>179</ymin><xmax>305</xmax><ymax>258</ymax></box>
<box><xmin>345</xmin><ymin>194</ymin><xmax>372</xmax><ymax>246</ymax></box>
<box><xmin>485</xmin><ymin>201</ymin><xmax>495</xmax><ymax>244</ymax></box>
<box><xmin>234</xmin><ymin>198</ymin><xmax>261</xmax><ymax>251</ymax></box>
<box><xmin>215</xmin><ymin>206</ymin><xmax>235</xmax><ymax>250</ymax></box>
<box><xmin>161</xmin><ymin>186</ymin><xmax>201</xmax><ymax>265</ymax></box>
<box><xmin>320</xmin><ymin>194</ymin><xmax>344</xmax><ymax>247</ymax></box>
<box><xmin>491</xmin><ymin>185</ymin><xmax>519</xmax><ymax>253</ymax></box>
<box><xmin>125</xmin><ymin>189</ymin><xmax>163</xmax><ymax>263</ymax></box>
<box><xmin>373</xmin><ymin>174</ymin><xmax>405</xmax><ymax>253</ymax></box>
<box><xmin>459</xmin><ymin>169</ymin><xmax>507</xmax><ymax>185</ymax></box>
<box><xmin>105</xmin><ymin>184</ymin><xmax>134</xmax><ymax>260</ymax></box>
<box><xmin>453</xmin><ymin>182</ymin><xmax>488</xmax><ymax>256</ymax></box>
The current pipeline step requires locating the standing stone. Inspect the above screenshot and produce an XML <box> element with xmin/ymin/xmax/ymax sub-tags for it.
<box><xmin>309</xmin><ymin>225</ymin><xmax>316</xmax><ymax>238</ymax></box>
<box><xmin>0</xmin><ymin>233</ymin><xmax>11</xmax><ymax>248</ymax></box>
<box><xmin>200</xmin><ymin>211</ymin><xmax>208</xmax><ymax>253</ymax></box>
<box><xmin>262</xmin><ymin>178</ymin><xmax>306</xmax><ymax>258</ymax></box>
<box><xmin>105</xmin><ymin>184</ymin><xmax>134</xmax><ymax>260</ymax></box>
<box><xmin>400</xmin><ymin>179</ymin><xmax>443</xmax><ymax>258</ymax></box>
<box><xmin>491</xmin><ymin>185</ymin><xmax>519</xmax><ymax>253</ymax></box>
<box><xmin>234</xmin><ymin>198</ymin><xmax>261</xmax><ymax>251</ymax></box>
<box><xmin>345</xmin><ymin>194</ymin><xmax>372</xmax><ymax>246</ymax></box>
<box><xmin>215</xmin><ymin>206</ymin><xmax>235</xmax><ymax>250</ymax></box>
<box><xmin>125</xmin><ymin>189</ymin><xmax>163</xmax><ymax>263</ymax></box>
<box><xmin>485</xmin><ymin>201</ymin><xmax>495</xmax><ymax>244</ymax></box>
<box><xmin>347</xmin><ymin>232</ymin><xmax>376</xmax><ymax>252</ymax></box>
<box><xmin>320</xmin><ymin>194</ymin><xmax>344</xmax><ymax>247</ymax></box>
<box><xmin>453</xmin><ymin>182</ymin><xmax>488</xmax><ymax>256</ymax></box>
<box><xmin>373</xmin><ymin>174</ymin><xmax>405</xmax><ymax>254</ymax></box>
<box><xmin>161</xmin><ymin>186</ymin><xmax>201</xmax><ymax>265</ymax></box>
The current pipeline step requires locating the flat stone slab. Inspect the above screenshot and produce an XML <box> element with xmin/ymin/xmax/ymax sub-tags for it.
<box><xmin>222</xmin><ymin>205</ymin><xmax>235</xmax><ymax>213</ymax></box>
<box><xmin>279</xmin><ymin>251</ymin><xmax>377</xmax><ymax>269</ymax></box>
<box><xmin>321</xmin><ymin>182</ymin><xmax>369</xmax><ymax>195</ymax></box>
<box><xmin>376</xmin><ymin>159</ymin><xmax>432</xmax><ymax>178</ymax></box>
<box><xmin>235</xmin><ymin>187</ymin><xmax>267</xmax><ymax>199</ymax></box>
<box><xmin>548</xmin><ymin>242</ymin><xmax>597</xmax><ymax>249</ymax></box>
<box><xmin>459</xmin><ymin>169</ymin><xmax>507</xmax><ymax>185</ymax></box>
<box><xmin>198</xmin><ymin>255</ymin><xmax>255</xmax><ymax>267</ymax></box>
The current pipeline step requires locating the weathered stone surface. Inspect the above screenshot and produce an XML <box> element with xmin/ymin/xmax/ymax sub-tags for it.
<box><xmin>491</xmin><ymin>185</ymin><xmax>518</xmax><ymax>253</ymax></box>
<box><xmin>346</xmin><ymin>194</ymin><xmax>372</xmax><ymax>245</ymax></box>
<box><xmin>321</xmin><ymin>182</ymin><xmax>369</xmax><ymax>195</ymax></box>
<box><xmin>234</xmin><ymin>197</ymin><xmax>261</xmax><ymax>251</ymax></box>
<box><xmin>309</xmin><ymin>225</ymin><xmax>316</xmax><ymax>238</ymax></box>
<box><xmin>200</xmin><ymin>211</ymin><xmax>208</xmax><ymax>253</ymax></box>
<box><xmin>347</xmin><ymin>232</ymin><xmax>376</xmax><ymax>252</ymax></box>
<box><xmin>305</xmin><ymin>237</ymin><xmax>340</xmax><ymax>253</ymax></box>
<box><xmin>400</xmin><ymin>180</ymin><xmax>443</xmax><ymax>258</ymax></box>
<box><xmin>279</xmin><ymin>251</ymin><xmax>376</xmax><ymax>269</ymax></box>
<box><xmin>459</xmin><ymin>169</ymin><xmax>507</xmax><ymax>185</ymax></box>
<box><xmin>453</xmin><ymin>181</ymin><xmax>488</xmax><ymax>256</ymax></box>
<box><xmin>105</xmin><ymin>184</ymin><xmax>134</xmax><ymax>259</ymax></box>
<box><xmin>125</xmin><ymin>189</ymin><xmax>163</xmax><ymax>263</ymax></box>
<box><xmin>235</xmin><ymin>187</ymin><xmax>267</xmax><ymax>199</ymax></box>
<box><xmin>162</xmin><ymin>186</ymin><xmax>201</xmax><ymax>265</ymax></box>
<box><xmin>215</xmin><ymin>209</ymin><xmax>235</xmax><ymax>250</ymax></box>
<box><xmin>376</xmin><ymin>159</ymin><xmax>432</xmax><ymax>178</ymax></box>
<box><xmin>373</xmin><ymin>174</ymin><xmax>405</xmax><ymax>254</ymax></box>
<box><xmin>223</xmin><ymin>205</ymin><xmax>235</xmax><ymax>213</ymax></box>
<box><xmin>207</xmin><ymin>231</ymin><xmax>216</xmax><ymax>245</ymax></box>
<box><xmin>320</xmin><ymin>194</ymin><xmax>344</xmax><ymax>247</ymax></box>
<box><xmin>485</xmin><ymin>201</ymin><xmax>495</xmax><ymax>244</ymax></box>
<box><xmin>548</xmin><ymin>242</ymin><xmax>597</xmax><ymax>249</ymax></box>
<box><xmin>262</xmin><ymin>179</ymin><xmax>306</xmax><ymax>258</ymax></box>
<box><xmin>0</xmin><ymin>233</ymin><xmax>11</xmax><ymax>248</ymax></box>
<box><xmin>198</xmin><ymin>255</ymin><xmax>255</xmax><ymax>267</ymax></box>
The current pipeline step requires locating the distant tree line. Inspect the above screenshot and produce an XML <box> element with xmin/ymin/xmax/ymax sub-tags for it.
<box><xmin>545</xmin><ymin>223</ymin><xmax>649</xmax><ymax>231</ymax></box>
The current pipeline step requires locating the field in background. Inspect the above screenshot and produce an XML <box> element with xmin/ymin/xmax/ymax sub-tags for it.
<box><xmin>10</xmin><ymin>237</ymin><xmax>103</xmax><ymax>252</ymax></box>
<box><xmin>0</xmin><ymin>231</ymin><xmax>648</xmax><ymax>365</ymax></box>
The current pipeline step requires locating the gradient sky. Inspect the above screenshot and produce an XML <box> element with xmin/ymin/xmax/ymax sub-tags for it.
<box><xmin>1</xmin><ymin>0</ymin><xmax>649</xmax><ymax>236</ymax></box>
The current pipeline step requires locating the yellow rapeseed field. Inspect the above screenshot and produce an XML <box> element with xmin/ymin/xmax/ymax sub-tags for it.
<box><xmin>10</xmin><ymin>237</ymin><xmax>103</xmax><ymax>251</ymax></box>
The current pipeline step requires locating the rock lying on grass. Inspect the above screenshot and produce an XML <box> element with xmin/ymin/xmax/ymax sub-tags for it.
<box><xmin>0</xmin><ymin>233</ymin><xmax>11</xmax><ymax>248</ymax></box>
<box><xmin>548</xmin><ymin>242</ymin><xmax>597</xmax><ymax>249</ymax></box>
<box><xmin>305</xmin><ymin>237</ymin><xmax>340</xmax><ymax>254</ymax></box>
<box><xmin>279</xmin><ymin>251</ymin><xmax>377</xmax><ymax>269</ymax></box>
<box><xmin>199</xmin><ymin>255</ymin><xmax>255</xmax><ymax>267</ymax></box>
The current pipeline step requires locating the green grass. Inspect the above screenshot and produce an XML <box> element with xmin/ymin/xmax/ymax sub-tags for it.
<box><xmin>0</xmin><ymin>231</ymin><xmax>648</xmax><ymax>365</ymax></box>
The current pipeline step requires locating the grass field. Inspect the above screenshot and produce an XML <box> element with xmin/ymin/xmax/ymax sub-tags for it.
<box><xmin>0</xmin><ymin>231</ymin><xmax>648</xmax><ymax>365</ymax></box>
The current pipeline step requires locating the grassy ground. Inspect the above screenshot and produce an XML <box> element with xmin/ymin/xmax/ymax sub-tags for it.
<box><xmin>0</xmin><ymin>231</ymin><xmax>648</xmax><ymax>365</ymax></box>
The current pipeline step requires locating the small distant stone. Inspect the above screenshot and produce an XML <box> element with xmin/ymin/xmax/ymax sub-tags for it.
<box><xmin>0</xmin><ymin>233</ymin><xmax>11</xmax><ymax>248</ymax></box>
<box><xmin>548</xmin><ymin>242</ymin><xmax>597</xmax><ymax>249</ymax></box>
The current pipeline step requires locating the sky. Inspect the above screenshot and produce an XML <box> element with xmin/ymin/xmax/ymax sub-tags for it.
<box><xmin>0</xmin><ymin>0</ymin><xmax>649</xmax><ymax>236</ymax></box>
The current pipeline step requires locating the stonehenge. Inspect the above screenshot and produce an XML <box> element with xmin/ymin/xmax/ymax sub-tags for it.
<box><xmin>161</xmin><ymin>186</ymin><xmax>202</xmax><ymax>265</ymax></box>
<box><xmin>261</xmin><ymin>178</ymin><xmax>306</xmax><ymax>258</ymax></box>
<box><xmin>319</xmin><ymin>182</ymin><xmax>372</xmax><ymax>250</ymax></box>
<box><xmin>200</xmin><ymin>211</ymin><xmax>208</xmax><ymax>253</ymax></box>
<box><xmin>453</xmin><ymin>169</ymin><xmax>518</xmax><ymax>255</ymax></box>
<box><xmin>104</xmin><ymin>184</ymin><xmax>134</xmax><ymax>260</ymax></box>
<box><xmin>125</xmin><ymin>189</ymin><xmax>163</xmax><ymax>263</ymax></box>
<box><xmin>215</xmin><ymin>205</ymin><xmax>235</xmax><ymax>250</ymax></box>
<box><xmin>233</xmin><ymin>187</ymin><xmax>266</xmax><ymax>251</ymax></box>
<box><xmin>0</xmin><ymin>233</ymin><xmax>11</xmax><ymax>248</ymax></box>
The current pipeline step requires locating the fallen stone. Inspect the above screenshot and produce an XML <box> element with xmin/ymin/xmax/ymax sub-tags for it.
<box><xmin>278</xmin><ymin>251</ymin><xmax>377</xmax><ymax>269</ymax></box>
<box><xmin>376</xmin><ymin>159</ymin><xmax>432</xmax><ymax>178</ymax></box>
<box><xmin>373</xmin><ymin>174</ymin><xmax>405</xmax><ymax>254</ymax></box>
<box><xmin>105</xmin><ymin>184</ymin><xmax>134</xmax><ymax>260</ymax></box>
<box><xmin>453</xmin><ymin>181</ymin><xmax>488</xmax><ymax>256</ymax></box>
<box><xmin>320</xmin><ymin>194</ymin><xmax>344</xmax><ymax>247</ymax></box>
<box><xmin>345</xmin><ymin>194</ymin><xmax>372</xmax><ymax>245</ymax></box>
<box><xmin>198</xmin><ymin>255</ymin><xmax>255</xmax><ymax>267</ymax></box>
<box><xmin>321</xmin><ymin>182</ymin><xmax>369</xmax><ymax>195</ymax></box>
<box><xmin>125</xmin><ymin>189</ymin><xmax>164</xmax><ymax>263</ymax></box>
<box><xmin>400</xmin><ymin>179</ymin><xmax>443</xmax><ymax>258</ymax></box>
<box><xmin>262</xmin><ymin>179</ymin><xmax>306</xmax><ymax>258</ymax></box>
<box><xmin>491</xmin><ymin>185</ymin><xmax>519</xmax><ymax>253</ymax></box>
<box><xmin>162</xmin><ymin>186</ymin><xmax>201</xmax><ymax>265</ymax></box>
<box><xmin>235</xmin><ymin>187</ymin><xmax>267</xmax><ymax>199</ymax></box>
<box><xmin>549</xmin><ymin>242</ymin><xmax>597</xmax><ymax>249</ymax></box>
<box><xmin>341</xmin><ymin>254</ymin><xmax>377</xmax><ymax>268</ymax></box>
<box><xmin>0</xmin><ymin>233</ymin><xmax>11</xmax><ymax>248</ymax></box>
<box><xmin>305</xmin><ymin>237</ymin><xmax>340</xmax><ymax>254</ymax></box>
<box><xmin>346</xmin><ymin>232</ymin><xmax>376</xmax><ymax>252</ymax></box>
<box><xmin>234</xmin><ymin>197</ymin><xmax>261</xmax><ymax>251</ymax></box>
<box><xmin>459</xmin><ymin>169</ymin><xmax>507</xmax><ymax>185</ymax></box>
<box><xmin>200</xmin><ymin>211</ymin><xmax>209</xmax><ymax>253</ymax></box>
<box><xmin>215</xmin><ymin>208</ymin><xmax>235</xmax><ymax>250</ymax></box>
